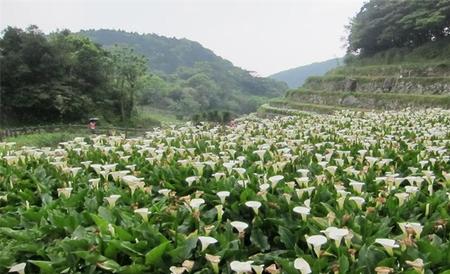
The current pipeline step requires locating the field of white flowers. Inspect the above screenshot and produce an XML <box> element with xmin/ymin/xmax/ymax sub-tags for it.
<box><xmin>1</xmin><ymin>109</ymin><xmax>450</xmax><ymax>274</ymax></box>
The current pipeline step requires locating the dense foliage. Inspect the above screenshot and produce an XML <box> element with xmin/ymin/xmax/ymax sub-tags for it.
<box><xmin>347</xmin><ymin>0</ymin><xmax>450</xmax><ymax>56</ymax></box>
<box><xmin>80</xmin><ymin>29</ymin><xmax>221</xmax><ymax>75</ymax></box>
<box><xmin>1</xmin><ymin>109</ymin><xmax>450</xmax><ymax>273</ymax></box>
<box><xmin>81</xmin><ymin>29</ymin><xmax>288</xmax><ymax>116</ymax></box>
<box><xmin>0</xmin><ymin>26</ymin><xmax>149</xmax><ymax>125</ymax></box>
<box><xmin>344</xmin><ymin>37</ymin><xmax>450</xmax><ymax>66</ymax></box>
<box><xmin>0</xmin><ymin>27</ymin><xmax>287</xmax><ymax>126</ymax></box>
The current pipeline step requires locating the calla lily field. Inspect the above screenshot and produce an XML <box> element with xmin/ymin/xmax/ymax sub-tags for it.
<box><xmin>1</xmin><ymin>109</ymin><xmax>450</xmax><ymax>273</ymax></box>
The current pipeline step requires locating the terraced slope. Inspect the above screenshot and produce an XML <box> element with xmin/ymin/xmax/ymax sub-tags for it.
<box><xmin>261</xmin><ymin>60</ymin><xmax>450</xmax><ymax>117</ymax></box>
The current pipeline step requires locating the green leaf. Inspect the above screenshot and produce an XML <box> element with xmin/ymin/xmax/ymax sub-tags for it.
<box><xmin>339</xmin><ymin>255</ymin><xmax>349</xmax><ymax>273</ymax></box>
<box><xmin>105</xmin><ymin>242</ymin><xmax>119</xmax><ymax>259</ymax></box>
<box><xmin>118</xmin><ymin>264</ymin><xmax>148</xmax><ymax>274</ymax></box>
<box><xmin>239</xmin><ymin>188</ymin><xmax>256</xmax><ymax>202</ymax></box>
<box><xmin>98</xmin><ymin>206</ymin><xmax>115</xmax><ymax>223</ymax></box>
<box><xmin>357</xmin><ymin>244</ymin><xmax>386</xmax><ymax>271</ymax></box>
<box><xmin>73</xmin><ymin>251</ymin><xmax>102</xmax><ymax>264</ymax></box>
<box><xmin>22</xmin><ymin>210</ymin><xmax>44</xmax><ymax>222</ymax></box>
<box><xmin>377</xmin><ymin>257</ymin><xmax>396</xmax><ymax>267</ymax></box>
<box><xmin>119</xmin><ymin>241</ymin><xmax>143</xmax><ymax>256</ymax></box>
<box><xmin>116</xmin><ymin>227</ymin><xmax>134</xmax><ymax>241</ymax></box>
<box><xmin>417</xmin><ymin>240</ymin><xmax>444</xmax><ymax>265</ymax></box>
<box><xmin>278</xmin><ymin>226</ymin><xmax>295</xmax><ymax>249</ymax></box>
<box><xmin>250</xmin><ymin>228</ymin><xmax>270</xmax><ymax>251</ymax></box>
<box><xmin>90</xmin><ymin>213</ymin><xmax>110</xmax><ymax>235</ymax></box>
<box><xmin>145</xmin><ymin>241</ymin><xmax>170</xmax><ymax>266</ymax></box>
<box><xmin>97</xmin><ymin>259</ymin><xmax>121</xmax><ymax>272</ymax></box>
<box><xmin>275</xmin><ymin>258</ymin><xmax>297</xmax><ymax>274</ymax></box>
<box><xmin>168</xmin><ymin>236</ymin><xmax>197</xmax><ymax>263</ymax></box>
<box><xmin>0</xmin><ymin>227</ymin><xmax>38</xmax><ymax>241</ymax></box>
<box><xmin>28</xmin><ymin>260</ymin><xmax>56</xmax><ymax>274</ymax></box>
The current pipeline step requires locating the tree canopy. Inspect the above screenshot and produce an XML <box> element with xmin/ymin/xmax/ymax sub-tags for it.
<box><xmin>82</xmin><ymin>29</ymin><xmax>288</xmax><ymax>115</ymax></box>
<box><xmin>1</xmin><ymin>26</ymin><xmax>287</xmax><ymax>126</ymax></box>
<box><xmin>0</xmin><ymin>26</ymin><xmax>149</xmax><ymax>125</ymax></box>
<box><xmin>347</xmin><ymin>0</ymin><xmax>450</xmax><ymax>56</ymax></box>
<box><xmin>109</xmin><ymin>46</ymin><xmax>148</xmax><ymax>121</ymax></box>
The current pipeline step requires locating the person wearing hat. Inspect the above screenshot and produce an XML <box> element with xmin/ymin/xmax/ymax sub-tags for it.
<box><xmin>88</xmin><ymin>118</ymin><xmax>98</xmax><ymax>134</ymax></box>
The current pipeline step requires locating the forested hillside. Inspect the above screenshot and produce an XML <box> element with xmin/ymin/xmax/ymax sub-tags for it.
<box><xmin>269</xmin><ymin>58</ymin><xmax>342</xmax><ymax>88</ymax></box>
<box><xmin>0</xmin><ymin>27</ymin><xmax>287</xmax><ymax>126</ymax></box>
<box><xmin>80</xmin><ymin>29</ymin><xmax>224</xmax><ymax>74</ymax></box>
<box><xmin>81</xmin><ymin>29</ymin><xmax>287</xmax><ymax>115</ymax></box>
<box><xmin>0</xmin><ymin>26</ymin><xmax>149</xmax><ymax>125</ymax></box>
<box><xmin>346</xmin><ymin>0</ymin><xmax>449</xmax><ymax>57</ymax></box>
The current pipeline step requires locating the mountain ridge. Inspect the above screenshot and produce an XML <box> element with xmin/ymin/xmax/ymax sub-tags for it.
<box><xmin>270</xmin><ymin>57</ymin><xmax>343</xmax><ymax>88</ymax></box>
<box><xmin>78</xmin><ymin>29</ymin><xmax>288</xmax><ymax>115</ymax></box>
<box><xmin>80</xmin><ymin>29</ymin><xmax>236</xmax><ymax>75</ymax></box>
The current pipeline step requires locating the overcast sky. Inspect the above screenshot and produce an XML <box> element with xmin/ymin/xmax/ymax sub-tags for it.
<box><xmin>1</xmin><ymin>0</ymin><xmax>365</xmax><ymax>76</ymax></box>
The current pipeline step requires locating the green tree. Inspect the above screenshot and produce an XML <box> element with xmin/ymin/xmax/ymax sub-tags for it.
<box><xmin>0</xmin><ymin>26</ymin><xmax>113</xmax><ymax>125</ymax></box>
<box><xmin>0</xmin><ymin>26</ymin><xmax>57</xmax><ymax>124</ymax></box>
<box><xmin>347</xmin><ymin>0</ymin><xmax>450</xmax><ymax>56</ymax></box>
<box><xmin>109</xmin><ymin>46</ymin><xmax>149</xmax><ymax>122</ymax></box>
<box><xmin>138</xmin><ymin>75</ymin><xmax>170</xmax><ymax>106</ymax></box>
<box><xmin>49</xmin><ymin>30</ymin><xmax>111</xmax><ymax>121</ymax></box>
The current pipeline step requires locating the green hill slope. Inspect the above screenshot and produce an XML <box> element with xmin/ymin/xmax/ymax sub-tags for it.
<box><xmin>260</xmin><ymin>0</ymin><xmax>450</xmax><ymax>117</ymax></box>
<box><xmin>269</xmin><ymin>58</ymin><xmax>342</xmax><ymax>88</ymax></box>
<box><xmin>80</xmin><ymin>29</ymin><xmax>288</xmax><ymax>116</ymax></box>
<box><xmin>81</xmin><ymin>29</ymin><xmax>287</xmax><ymax>97</ymax></box>
<box><xmin>80</xmin><ymin>29</ymin><xmax>224</xmax><ymax>74</ymax></box>
<box><xmin>260</xmin><ymin>40</ymin><xmax>450</xmax><ymax>117</ymax></box>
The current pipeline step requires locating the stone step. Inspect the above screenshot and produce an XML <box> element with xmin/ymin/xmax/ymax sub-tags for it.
<box><xmin>286</xmin><ymin>90</ymin><xmax>450</xmax><ymax>110</ymax></box>
<box><xmin>259</xmin><ymin>101</ymin><xmax>368</xmax><ymax>116</ymax></box>
<box><xmin>303</xmin><ymin>75</ymin><xmax>450</xmax><ymax>94</ymax></box>
<box><xmin>329</xmin><ymin>62</ymin><xmax>450</xmax><ymax>78</ymax></box>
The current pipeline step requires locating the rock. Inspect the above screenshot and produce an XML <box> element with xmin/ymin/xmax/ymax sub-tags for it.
<box><xmin>345</xmin><ymin>78</ymin><xmax>357</xmax><ymax>92</ymax></box>
<box><xmin>341</xmin><ymin>95</ymin><xmax>359</xmax><ymax>107</ymax></box>
<box><xmin>382</xmin><ymin>78</ymin><xmax>394</xmax><ymax>92</ymax></box>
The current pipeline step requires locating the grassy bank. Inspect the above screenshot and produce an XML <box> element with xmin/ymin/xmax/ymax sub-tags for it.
<box><xmin>1</xmin><ymin>107</ymin><xmax>179</xmax><ymax>148</ymax></box>
<box><xmin>136</xmin><ymin>106</ymin><xmax>182</xmax><ymax>125</ymax></box>
<box><xmin>4</xmin><ymin>132</ymin><xmax>88</xmax><ymax>148</ymax></box>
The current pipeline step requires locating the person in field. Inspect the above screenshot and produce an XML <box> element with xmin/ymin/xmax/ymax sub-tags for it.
<box><xmin>88</xmin><ymin>118</ymin><xmax>98</xmax><ymax>134</ymax></box>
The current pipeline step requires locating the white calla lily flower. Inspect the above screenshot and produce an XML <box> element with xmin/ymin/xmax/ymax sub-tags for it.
<box><xmin>293</xmin><ymin>206</ymin><xmax>310</xmax><ymax>221</ymax></box>
<box><xmin>230</xmin><ymin>221</ymin><xmax>249</xmax><ymax>233</ymax></box>
<box><xmin>268</xmin><ymin>175</ymin><xmax>284</xmax><ymax>188</ymax></box>
<box><xmin>216</xmin><ymin>191</ymin><xmax>230</xmax><ymax>204</ymax></box>
<box><xmin>198</xmin><ymin>236</ymin><xmax>218</xmax><ymax>251</ymax></box>
<box><xmin>230</xmin><ymin>260</ymin><xmax>253</xmax><ymax>274</ymax></box>
<box><xmin>375</xmin><ymin>238</ymin><xmax>399</xmax><ymax>256</ymax></box>
<box><xmin>57</xmin><ymin>187</ymin><xmax>73</xmax><ymax>198</ymax></box>
<box><xmin>245</xmin><ymin>201</ymin><xmax>262</xmax><ymax>215</ymax></box>
<box><xmin>306</xmin><ymin>235</ymin><xmax>327</xmax><ymax>257</ymax></box>
<box><xmin>189</xmin><ymin>198</ymin><xmax>205</xmax><ymax>209</ymax></box>
<box><xmin>294</xmin><ymin>258</ymin><xmax>312</xmax><ymax>274</ymax></box>
<box><xmin>9</xmin><ymin>262</ymin><xmax>26</xmax><ymax>274</ymax></box>
<box><xmin>105</xmin><ymin>194</ymin><xmax>121</xmax><ymax>207</ymax></box>
<box><xmin>134</xmin><ymin>207</ymin><xmax>150</xmax><ymax>222</ymax></box>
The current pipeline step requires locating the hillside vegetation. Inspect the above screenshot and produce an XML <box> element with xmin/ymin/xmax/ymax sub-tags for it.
<box><xmin>81</xmin><ymin>29</ymin><xmax>287</xmax><ymax>116</ymax></box>
<box><xmin>0</xmin><ymin>27</ymin><xmax>287</xmax><ymax>127</ymax></box>
<box><xmin>270</xmin><ymin>58</ymin><xmax>342</xmax><ymax>88</ymax></box>
<box><xmin>0</xmin><ymin>26</ymin><xmax>141</xmax><ymax>126</ymax></box>
<box><xmin>346</xmin><ymin>0</ymin><xmax>449</xmax><ymax>56</ymax></box>
<box><xmin>80</xmin><ymin>29</ymin><xmax>229</xmax><ymax>75</ymax></box>
<box><xmin>261</xmin><ymin>0</ymin><xmax>450</xmax><ymax>116</ymax></box>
